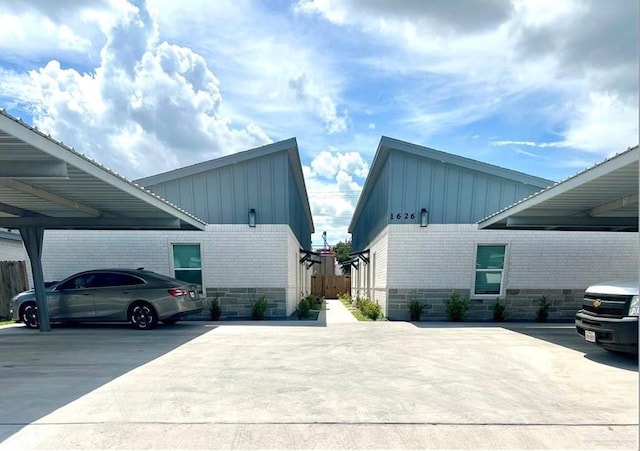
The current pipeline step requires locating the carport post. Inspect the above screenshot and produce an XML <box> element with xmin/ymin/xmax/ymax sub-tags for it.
<box><xmin>19</xmin><ymin>226</ymin><xmax>51</xmax><ymax>332</ymax></box>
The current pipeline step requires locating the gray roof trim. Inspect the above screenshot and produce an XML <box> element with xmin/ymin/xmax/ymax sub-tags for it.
<box><xmin>348</xmin><ymin>136</ymin><xmax>554</xmax><ymax>231</ymax></box>
<box><xmin>478</xmin><ymin>145</ymin><xmax>639</xmax><ymax>230</ymax></box>
<box><xmin>135</xmin><ymin>138</ymin><xmax>314</xmax><ymax>233</ymax></box>
<box><xmin>135</xmin><ymin>138</ymin><xmax>297</xmax><ymax>185</ymax></box>
<box><xmin>0</xmin><ymin>229</ymin><xmax>21</xmax><ymax>241</ymax></box>
<box><xmin>0</xmin><ymin>109</ymin><xmax>206</xmax><ymax>230</ymax></box>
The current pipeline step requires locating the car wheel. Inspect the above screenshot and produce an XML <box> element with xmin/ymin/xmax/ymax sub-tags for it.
<box><xmin>129</xmin><ymin>302</ymin><xmax>158</xmax><ymax>330</ymax></box>
<box><xmin>162</xmin><ymin>319</ymin><xmax>179</xmax><ymax>325</ymax></box>
<box><xmin>20</xmin><ymin>302</ymin><xmax>39</xmax><ymax>329</ymax></box>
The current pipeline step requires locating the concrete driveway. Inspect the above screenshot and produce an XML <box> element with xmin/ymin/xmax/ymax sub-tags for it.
<box><xmin>0</xmin><ymin>299</ymin><xmax>637</xmax><ymax>450</ymax></box>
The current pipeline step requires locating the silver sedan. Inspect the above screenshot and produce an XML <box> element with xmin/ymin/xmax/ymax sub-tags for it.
<box><xmin>10</xmin><ymin>268</ymin><xmax>204</xmax><ymax>330</ymax></box>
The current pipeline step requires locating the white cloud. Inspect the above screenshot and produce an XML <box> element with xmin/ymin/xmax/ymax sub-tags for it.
<box><xmin>513</xmin><ymin>148</ymin><xmax>540</xmax><ymax>158</ymax></box>
<box><xmin>558</xmin><ymin>92</ymin><xmax>638</xmax><ymax>155</ymax></box>
<box><xmin>288</xmin><ymin>72</ymin><xmax>348</xmax><ymax>134</ymax></box>
<box><xmin>493</xmin><ymin>140</ymin><xmax>537</xmax><ymax>147</ymax></box>
<box><xmin>304</xmin><ymin>150</ymin><xmax>369</xmax><ymax>246</ymax></box>
<box><xmin>491</xmin><ymin>91</ymin><xmax>638</xmax><ymax>156</ymax></box>
<box><xmin>146</xmin><ymin>0</ymin><xmax>350</xmax><ymax>141</ymax></box>
<box><xmin>295</xmin><ymin>0</ymin><xmax>638</xmax><ymax>160</ymax></box>
<box><xmin>0</xmin><ymin>1</ymin><xmax>271</xmax><ymax>178</ymax></box>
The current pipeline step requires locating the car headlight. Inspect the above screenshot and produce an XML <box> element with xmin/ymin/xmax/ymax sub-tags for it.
<box><xmin>628</xmin><ymin>296</ymin><xmax>639</xmax><ymax>316</ymax></box>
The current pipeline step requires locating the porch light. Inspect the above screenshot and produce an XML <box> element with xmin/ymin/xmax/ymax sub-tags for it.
<box><xmin>248</xmin><ymin>208</ymin><xmax>256</xmax><ymax>227</ymax></box>
<box><xmin>420</xmin><ymin>208</ymin><xmax>428</xmax><ymax>227</ymax></box>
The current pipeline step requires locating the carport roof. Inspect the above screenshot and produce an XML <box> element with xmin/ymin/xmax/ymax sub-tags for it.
<box><xmin>478</xmin><ymin>145</ymin><xmax>639</xmax><ymax>231</ymax></box>
<box><xmin>0</xmin><ymin>109</ymin><xmax>206</xmax><ymax>230</ymax></box>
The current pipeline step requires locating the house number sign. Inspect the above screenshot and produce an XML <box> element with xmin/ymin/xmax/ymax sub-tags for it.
<box><xmin>390</xmin><ymin>212</ymin><xmax>416</xmax><ymax>220</ymax></box>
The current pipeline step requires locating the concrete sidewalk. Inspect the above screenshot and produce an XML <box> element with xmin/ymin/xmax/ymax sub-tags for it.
<box><xmin>323</xmin><ymin>298</ymin><xmax>358</xmax><ymax>324</ymax></box>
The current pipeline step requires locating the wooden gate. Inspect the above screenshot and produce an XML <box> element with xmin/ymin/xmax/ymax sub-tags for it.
<box><xmin>0</xmin><ymin>261</ymin><xmax>29</xmax><ymax>318</ymax></box>
<box><xmin>311</xmin><ymin>275</ymin><xmax>351</xmax><ymax>299</ymax></box>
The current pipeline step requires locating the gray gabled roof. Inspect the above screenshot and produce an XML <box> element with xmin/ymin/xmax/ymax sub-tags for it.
<box><xmin>478</xmin><ymin>145</ymin><xmax>639</xmax><ymax>231</ymax></box>
<box><xmin>0</xmin><ymin>109</ymin><xmax>206</xmax><ymax>230</ymax></box>
<box><xmin>136</xmin><ymin>138</ymin><xmax>314</xmax><ymax>232</ymax></box>
<box><xmin>349</xmin><ymin>136</ymin><xmax>554</xmax><ymax>231</ymax></box>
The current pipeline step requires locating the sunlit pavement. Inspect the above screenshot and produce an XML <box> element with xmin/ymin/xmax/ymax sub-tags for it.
<box><xmin>0</xmin><ymin>306</ymin><xmax>637</xmax><ymax>450</ymax></box>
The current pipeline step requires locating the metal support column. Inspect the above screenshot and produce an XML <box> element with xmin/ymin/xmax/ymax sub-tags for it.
<box><xmin>19</xmin><ymin>226</ymin><xmax>50</xmax><ymax>332</ymax></box>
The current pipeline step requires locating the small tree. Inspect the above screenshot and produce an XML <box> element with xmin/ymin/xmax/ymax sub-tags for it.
<box><xmin>445</xmin><ymin>291</ymin><xmax>470</xmax><ymax>321</ymax></box>
<box><xmin>252</xmin><ymin>295</ymin><xmax>268</xmax><ymax>320</ymax></box>
<box><xmin>210</xmin><ymin>298</ymin><xmax>222</xmax><ymax>321</ymax></box>
<box><xmin>297</xmin><ymin>297</ymin><xmax>311</xmax><ymax>319</ymax></box>
<box><xmin>333</xmin><ymin>240</ymin><xmax>352</xmax><ymax>274</ymax></box>
<box><xmin>535</xmin><ymin>296</ymin><xmax>551</xmax><ymax>322</ymax></box>
<box><xmin>409</xmin><ymin>298</ymin><xmax>424</xmax><ymax>321</ymax></box>
<box><xmin>493</xmin><ymin>299</ymin><xmax>506</xmax><ymax>322</ymax></box>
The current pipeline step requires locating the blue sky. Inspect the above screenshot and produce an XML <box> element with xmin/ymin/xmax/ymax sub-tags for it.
<box><xmin>0</xmin><ymin>0</ymin><xmax>637</xmax><ymax>247</ymax></box>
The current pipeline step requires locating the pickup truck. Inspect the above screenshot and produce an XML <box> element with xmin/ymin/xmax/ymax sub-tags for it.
<box><xmin>575</xmin><ymin>280</ymin><xmax>638</xmax><ymax>354</ymax></box>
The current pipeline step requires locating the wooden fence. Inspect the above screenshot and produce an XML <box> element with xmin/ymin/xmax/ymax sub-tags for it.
<box><xmin>311</xmin><ymin>275</ymin><xmax>351</xmax><ymax>299</ymax></box>
<box><xmin>0</xmin><ymin>261</ymin><xmax>29</xmax><ymax>318</ymax></box>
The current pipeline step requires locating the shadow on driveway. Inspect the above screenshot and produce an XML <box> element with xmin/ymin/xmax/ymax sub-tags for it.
<box><xmin>409</xmin><ymin>321</ymin><xmax>638</xmax><ymax>371</ymax></box>
<box><xmin>500</xmin><ymin>322</ymin><xmax>638</xmax><ymax>371</ymax></box>
<box><xmin>0</xmin><ymin>321</ymin><xmax>213</xmax><ymax>441</ymax></box>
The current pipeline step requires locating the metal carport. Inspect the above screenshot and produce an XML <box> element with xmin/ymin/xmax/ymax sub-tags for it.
<box><xmin>0</xmin><ymin>109</ymin><xmax>206</xmax><ymax>331</ymax></box>
<box><xmin>478</xmin><ymin>145</ymin><xmax>638</xmax><ymax>232</ymax></box>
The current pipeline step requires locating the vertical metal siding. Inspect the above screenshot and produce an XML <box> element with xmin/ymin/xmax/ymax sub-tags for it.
<box><xmin>246</xmin><ymin>160</ymin><xmax>260</xmax><ymax>221</ymax></box>
<box><xmin>458</xmin><ymin>175</ymin><xmax>474</xmax><ymax>222</ymax></box>
<box><xmin>219</xmin><ymin>166</ymin><xmax>234</xmax><ymax>223</ymax></box>
<box><xmin>142</xmin><ymin>151</ymin><xmax>311</xmax><ymax>248</ymax></box>
<box><xmin>386</xmin><ymin>150</ymin><xmax>549</xmax><ymax>226</ymax></box>
<box><xmin>205</xmin><ymin>171</ymin><xmax>222</xmax><ymax>223</ymax></box>
<box><xmin>162</xmin><ymin>181</ymin><xmax>179</xmax><ymax>208</ymax></box>
<box><xmin>272</xmin><ymin>153</ymin><xmax>287</xmax><ymax>221</ymax></box>
<box><xmin>444</xmin><ymin>165</ymin><xmax>461</xmax><ymax>223</ymax></box>
<box><xmin>177</xmin><ymin>178</ymin><xmax>194</xmax><ymax>214</ymax></box>
<box><xmin>352</xmin><ymin>162</ymin><xmax>389</xmax><ymax>251</ymax></box>
<box><xmin>352</xmin><ymin>148</ymin><xmax>551</xmax><ymax>251</ymax></box>
<box><xmin>259</xmin><ymin>158</ymin><xmax>274</xmax><ymax>224</ymax></box>
<box><xmin>287</xmin><ymin>162</ymin><xmax>312</xmax><ymax>248</ymax></box>
<box><xmin>232</xmin><ymin>164</ymin><xmax>248</xmax><ymax>222</ymax></box>
<box><xmin>191</xmin><ymin>174</ymin><xmax>209</xmax><ymax>220</ymax></box>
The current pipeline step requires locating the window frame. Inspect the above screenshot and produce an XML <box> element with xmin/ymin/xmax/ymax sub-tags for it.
<box><xmin>170</xmin><ymin>243</ymin><xmax>204</xmax><ymax>293</ymax></box>
<box><xmin>472</xmin><ymin>243</ymin><xmax>507</xmax><ymax>298</ymax></box>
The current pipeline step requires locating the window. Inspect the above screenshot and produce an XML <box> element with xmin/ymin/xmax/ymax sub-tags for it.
<box><xmin>474</xmin><ymin>245</ymin><xmax>505</xmax><ymax>295</ymax></box>
<box><xmin>172</xmin><ymin>244</ymin><xmax>202</xmax><ymax>287</ymax></box>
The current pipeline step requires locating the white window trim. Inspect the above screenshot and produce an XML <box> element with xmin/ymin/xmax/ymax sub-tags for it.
<box><xmin>471</xmin><ymin>243</ymin><xmax>508</xmax><ymax>299</ymax></box>
<box><xmin>170</xmin><ymin>242</ymin><xmax>205</xmax><ymax>295</ymax></box>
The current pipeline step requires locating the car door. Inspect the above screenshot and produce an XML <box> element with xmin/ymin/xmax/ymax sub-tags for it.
<box><xmin>92</xmin><ymin>272</ymin><xmax>140</xmax><ymax>320</ymax></box>
<box><xmin>53</xmin><ymin>273</ymin><xmax>97</xmax><ymax>320</ymax></box>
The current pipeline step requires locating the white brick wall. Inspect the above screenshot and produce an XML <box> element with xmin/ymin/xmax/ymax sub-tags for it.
<box><xmin>352</xmin><ymin>227</ymin><xmax>389</xmax><ymax>313</ymax></box>
<box><xmin>0</xmin><ymin>237</ymin><xmax>28</xmax><ymax>263</ymax></box>
<box><xmin>384</xmin><ymin>223</ymin><xmax>638</xmax><ymax>291</ymax></box>
<box><xmin>286</xmin><ymin>227</ymin><xmax>311</xmax><ymax>314</ymax></box>
<box><xmin>42</xmin><ymin>224</ymin><xmax>293</xmax><ymax>289</ymax></box>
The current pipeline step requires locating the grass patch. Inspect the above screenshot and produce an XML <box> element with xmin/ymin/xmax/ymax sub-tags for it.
<box><xmin>338</xmin><ymin>294</ymin><xmax>380</xmax><ymax>321</ymax></box>
<box><xmin>0</xmin><ymin>319</ymin><xmax>15</xmax><ymax>326</ymax></box>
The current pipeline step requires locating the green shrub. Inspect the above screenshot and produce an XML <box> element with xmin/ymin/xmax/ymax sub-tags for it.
<box><xmin>409</xmin><ymin>298</ymin><xmax>424</xmax><ymax>321</ymax></box>
<box><xmin>445</xmin><ymin>291</ymin><xmax>470</xmax><ymax>321</ymax></box>
<box><xmin>535</xmin><ymin>296</ymin><xmax>551</xmax><ymax>322</ymax></box>
<box><xmin>356</xmin><ymin>297</ymin><xmax>382</xmax><ymax>320</ymax></box>
<box><xmin>209</xmin><ymin>298</ymin><xmax>222</xmax><ymax>321</ymax></box>
<box><xmin>297</xmin><ymin>297</ymin><xmax>311</xmax><ymax>319</ymax></box>
<box><xmin>492</xmin><ymin>300</ymin><xmax>506</xmax><ymax>322</ymax></box>
<box><xmin>251</xmin><ymin>295</ymin><xmax>268</xmax><ymax>320</ymax></box>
